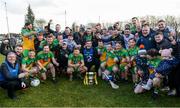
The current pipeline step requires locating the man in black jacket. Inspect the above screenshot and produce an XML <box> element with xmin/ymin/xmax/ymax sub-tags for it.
<box><xmin>34</xmin><ymin>32</ymin><xmax>45</xmax><ymax>53</ymax></box>
<box><xmin>111</xmin><ymin>29</ymin><xmax>125</xmax><ymax>48</ymax></box>
<box><xmin>154</xmin><ymin>31</ymin><xmax>172</xmax><ymax>50</ymax></box>
<box><xmin>55</xmin><ymin>42</ymin><xmax>70</xmax><ymax>74</ymax></box>
<box><xmin>167</xmin><ymin>36</ymin><xmax>180</xmax><ymax>96</ymax></box>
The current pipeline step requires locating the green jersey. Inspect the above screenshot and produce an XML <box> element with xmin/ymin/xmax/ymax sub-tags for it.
<box><xmin>106</xmin><ymin>51</ymin><xmax>117</xmax><ymax>67</ymax></box>
<box><xmin>96</xmin><ymin>47</ymin><xmax>107</xmax><ymax>62</ymax></box>
<box><xmin>39</xmin><ymin>39</ymin><xmax>59</xmax><ymax>51</ymax></box>
<box><xmin>96</xmin><ymin>46</ymin><xmax>107</xmax><ymax>54</ymax></box>
<box><xmin>114</xmin><ymin>49</ymin><xmax>128</xmax><ymax>58</ymax></box>
<box><xmin>21</xmin><ymin>28</ymin><xmax>35</xmax><ymax>38</ymax></box>
<box><xmin>128</xmin><ymin>46</ymin><xmax>139</xmax><ymax>57</ymax></box>
<box><xmin>68</xmin><ymin>53</ymin><xmax>84</xmax><ymax>64</ymax></box>
<box><xmin>22</xmin><ymin>57</ymin><xmax>37</xmax><ymax>69</ymax></box>
<box><xmin>37</xmin><ymin>51</ymin><xmax>54</xmax><ymax>66</ymax></box>
<box><xmin>84</xmin><ymin>35</ymin><xmax>93</xmax><ymax>42</ymax></box>
<box><xmin>130</xmin><ymin>24</ymin><xmax>137</xmax><ymax>34</ymax></box>
<box><xmin>148</xmin><ymin>57</ymin><xmax>161</xmax><ymax>68</ymax></box>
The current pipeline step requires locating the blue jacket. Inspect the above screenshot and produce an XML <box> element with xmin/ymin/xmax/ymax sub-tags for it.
<box><xmin>0</xmin><ymin>61</ymin><xmax>20</xmax><ymax>82</ymax></box>
<box><xmin>156</xmin><ymin>58</ymin><xmax>179</xmax><ymax>76</ymax></box>
<box><xmin>137</xmin><ymin>33</ymin><xmax>156</xmax><ymax>51</ymax></box>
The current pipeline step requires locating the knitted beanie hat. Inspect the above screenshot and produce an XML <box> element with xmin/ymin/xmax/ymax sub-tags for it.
<box><xmin>138</xmin><ymin>44</ymin><xmax>147</xmax><ymax>55</ymax></box>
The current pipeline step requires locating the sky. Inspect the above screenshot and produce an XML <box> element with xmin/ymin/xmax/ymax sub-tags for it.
<box><xmin>0</xmin><ymin>0</ymin><xmax>180</xmax><ymax>33</ymax></box>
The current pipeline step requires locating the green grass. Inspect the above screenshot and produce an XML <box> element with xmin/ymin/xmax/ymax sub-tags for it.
<box><xmin>0</xmin><ymin>54</ymin><xmax>180</xmax><ymax>107</ymax></box>
<box><xmin>0</xmin><ymin>77</ymin><xmax>180</xmax><ymax>107</ymax></box>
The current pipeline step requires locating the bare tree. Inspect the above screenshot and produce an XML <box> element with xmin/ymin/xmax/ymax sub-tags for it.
<box><xmin>35</xmin><ymin>18</ymin><xmax>46</xmax><ymax>29</ymax></box>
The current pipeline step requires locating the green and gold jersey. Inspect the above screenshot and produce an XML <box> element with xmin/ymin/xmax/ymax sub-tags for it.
<box><xmin>68</xmin><ymin>53</ymin><xmax>84</xmax><ymax>64</ymax></box>
<box><xmin>148</xmin><ymin>57</ymin><xmax>161</xmax><ymax>74</ymax></box>
<box><xmin>106</xmin><ymin>51</ymin><xmax>117</xmax><ymax>67</ymax></box>
<box><xmin>22</xmin><ymin>57</ymin><xmax>37</xmax><ymax>69</ymax></box>
<box><xmin>96</xmin><ymin>47</ymin><xmax>107</xmax><ymax>62</ymax></box>
<box><xmin>21</xmin><ymin>28</ymin><xmax>35</xmax><ymax>50</ymax></box>
<box><xmin>37</xmin><ymin>51</ymin><xmax>54</xmax><ymax>66</ymax></box>
<box><xmin>148</xmin><ymin>57</ymin><xmax>161</xmax><ymax>68</ymax></box>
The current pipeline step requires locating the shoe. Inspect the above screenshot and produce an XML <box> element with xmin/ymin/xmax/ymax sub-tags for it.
<box><xmin>8</xmin><ymin>94</ymin><xmax>18</xmax><ymax>100</ymax></box>
<box><xmin>152</xmin><ymin>92</ymin><xmax>159</xmax><ymax>100</ymax></box>
<box><xmin>142</xmin><ymin>85</ymin><xmax>151</xmax><ymax>90</ymax></box>
<box><xmin>133</xmin><ymin>83</ymin><xmax>138</xmax><ymax>89</ymax></box>
<box><xmin>77</xmin><ymin>74</ymin><xmax>83</xmax><ymax>80</ymax></box>
<box><xmin>11</xmin><ymin>96</ymin><xmax>18</xmax><ymax>100</ymax></box>
<box><xmin>52</xmin><ymin>79</ymin><xmax>57</xmax><ymax>84</ymax></box>
<box><xmin>41</xmin><ymin>80</ymin><xmax>46</xmax><ymax>84</ymax></box>
<box><xmin>160</xmin><ymin>86</ymin><xmax>170</xmax><ymax>92</ymax></box>
<box><xmin>69</xmin><ymin>76</ymin><xmax>73</xmax><ymax>81</ymax></box>
<box><xmin>168</xmin><ymin>89</ymin><xmax>176</xmax><ymax>96</ymax></box>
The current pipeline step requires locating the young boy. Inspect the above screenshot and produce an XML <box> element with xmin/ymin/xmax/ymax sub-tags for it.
<box><xmin>67</xmin><ymin>48</ymin><xmax>87</xmax><ymax>81</ymax></box>
<box><xmin>114</xmin><ymin>41</ymin><xmax>129</xmax><ymax>81</ymax></box>
<box><xmin>136</xmin><ymin>44</ymin><xmax>149</xmax><ymax>82</ymax></box>
<box><xmin>142</xmin><ymin>49</ymin><xmax>161</xmax><ymax>90</ymax></box>
<box><xmin>102</xmin><ymin>42</ymin><xmax>118</xmax><ymax>80</ymax></box>
<box><xmin>96</xmin><ymin>40</ymin><xmax>107</xmax><ymax>76</ymax></box>
<box><xmin>134</xmin><ymin>44</ymin><xmax>149</xmax><ymax>94</ymax></box>
<box><xmin>127</xmin><ymin>38</ymin><xmax>139</xmax><ymax>83</ymax></box>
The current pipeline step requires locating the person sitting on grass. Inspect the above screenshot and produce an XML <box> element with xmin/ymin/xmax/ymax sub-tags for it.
<box><xmin>0</xmin><ymin>52</ymin><xmax>29</xmax><ymax>99</ymax></box>
<box><xmin>21</xmin><ymin>50</ymin><xmax>39</xmax><ymax>79</ymax></box>
<box><xmin>37</xmin><ymin>45</ymin><xmax>59</xmax><ymax>84</ymax></box>
<box><xmin>67</xmin><ymin>48</ymin><xmax>87</xmax><ymax>81</ymax></box>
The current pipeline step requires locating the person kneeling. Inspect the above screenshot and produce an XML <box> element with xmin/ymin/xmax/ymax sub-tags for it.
<box><xmin>67</xmin><ymin>48</ymin><xmax>87</xmax><ymax>81</ymax></box>
<box><xmin>0</xmin><ymin>52</ymin><xmax>29</xmax><ymax>99</ymax></box>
